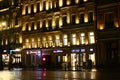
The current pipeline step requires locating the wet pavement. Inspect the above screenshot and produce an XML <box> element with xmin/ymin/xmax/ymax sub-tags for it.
<box><xmin>0</xmin><ymin>68</ymin><xmax>120</xmax><ymax>80</ymax></box>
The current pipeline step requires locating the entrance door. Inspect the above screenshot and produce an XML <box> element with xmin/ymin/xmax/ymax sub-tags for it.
<box><xmin>71</xmin><ymin>53</ymin><xmax>76</xmax><ymax>70</ymax></box>
<box><xmin>106</xmin><ymin>42</ymin><xmax>118</xmax><ymax>65</ymax></box>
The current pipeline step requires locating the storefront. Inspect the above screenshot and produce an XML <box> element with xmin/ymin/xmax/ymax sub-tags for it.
<box><xmin>53</xmin><ymin>47</ymin><xmax>96</xmax><ymax>70</ymax></box>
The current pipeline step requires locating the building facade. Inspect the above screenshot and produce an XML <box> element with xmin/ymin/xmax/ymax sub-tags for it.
<box><xmin>21</xmin><ymin>0</ymin><xmax>96</xmax><ymax>70</ymax></box>
<box><xmin>0</xmin><ymin>0</ymin><xmax>22</xmax><ymax>68</ymax></box>
<box><xmin>0</xmin><ymin>0</ymin><xmax>120</xmax><ymax>70</ymax></box>
<box><xmin>96</xmin><ymin>0</ymin><xmax>120</xmax><ymax>67</ymax></box>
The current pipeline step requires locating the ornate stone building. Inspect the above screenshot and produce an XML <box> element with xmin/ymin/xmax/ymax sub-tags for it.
<box><xmin>96</xmin><ymin>0</ymin><xmax>120</xmax><ymax>67</ymax></box>
<box><xmin>0</xmin><ymin>0</ymin><xmax>120</xmax><ymax>70</ymax></box>
<box><xmin>0</xmin><ymin>0</ymin><xmax>22</xmax><ymax>68</ymax></box>
<box><xmin>21</xmin><ymin>0</ymin><xmax>96</xmax><ymax>70</ymax></box>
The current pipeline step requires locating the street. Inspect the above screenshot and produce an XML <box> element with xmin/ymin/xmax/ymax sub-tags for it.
<box><xmin>0</xmin><ymin>68</ymin><xmax>120</xmax><ymax>80</ymax></box>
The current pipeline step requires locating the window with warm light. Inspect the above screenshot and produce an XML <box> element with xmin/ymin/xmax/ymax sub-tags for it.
<box><xmin>31</xmin><ymin>38</ymin><xmax>35</xmax><ymax>48</ymax></box>
<box><xmin>55</xmin><ymin>35</ymin><xmax>60</xmax><ymax>46</ymax></box>
<box><xmin>48</xmin><ymin>36</ymin><xmax>53</xmax><ymax>47</ymax></box>
<box><xmin>80</xmin><ymin>33</ymin><xmax>85</xmax><ymax>44</ymax></box>
<box><xmin>89</xmin><ymin>32</ymin><xmax>95</xmax><ymax>44</ymax></box>
<box><xmin>63</xmin><ymin>34</ymin><xmax>68</xmax><ymax>46</ymax></box>
<box><xmin>42</xmin><ymin>37</ymin><xmax>46</xmax><ymax>47</ymax></box>
<box><xmin>72</xmin><ymin>34</ymin><xmax>76</xmax><ymax>45</ymax></box>
<box><xmin>37</xmin><ymin>38</ymin><xmax>41</xmax><ymax>48</ymax></box>
<box><xmin>25</xmin><ymin>39</ymin><xmax>29</xmax><ymax>48</ymax></box>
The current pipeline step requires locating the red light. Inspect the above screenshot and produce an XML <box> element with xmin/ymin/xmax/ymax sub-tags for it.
<box><xmin>43</xmin><ymin>58</ymin><xmax>46</xmax><ymax>61</ymax></box>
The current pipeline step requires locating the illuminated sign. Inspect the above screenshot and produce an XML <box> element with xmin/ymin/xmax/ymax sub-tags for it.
<box><xmin>81</xmin><ymin>49</ymin><xmax>85</xmax><ymax>52</ymax></box>
<box><xmin>71</xmin><ymin>49</ymin><xmax>80</xmax><ymax>53</ymax></box>
<box><xmin>53</xmin><ymin>50</ymin><xmax>63</xmax><ymax>53</ymax></box>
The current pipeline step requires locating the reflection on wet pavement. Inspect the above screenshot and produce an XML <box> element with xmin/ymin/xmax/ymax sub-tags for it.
<box><xmin>0</xmin><ymin>68</ymin><xmax>120</xmax><ymax>80</ymax></box>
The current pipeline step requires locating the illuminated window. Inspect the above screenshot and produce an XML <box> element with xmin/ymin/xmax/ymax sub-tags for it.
<box><xmin>42</xmin><ymin>37</ymin><xmax>46</xmax><ymax>47</ymax></box>
<box><xmin>63</xmin><ymin>34</ymin><xmax>68</xmax><ymax>46</ymax></box>
<box><xmin>37</xmin><ymin>38</ymin><xmax>41</xmax><ymax>48</ymax></box>
<box><xmin>31</xmin><ymin>38</ymin><xmax>35</xmax><ymax>48</ymax></box>
<box><xmin>80</xmin><ymin>33</ymin><xmax>85</xmax><ymax>44</ymax></box>
<box><xmin>48</xmin><ymin>36</ymin><xmax>53</xmax><ymax>47</ymax></box>
<box><xmin>55</xmin><ymin>35</ymin><xmax>60</xmax><ymax>46</ymax></box>
<box><xmin>72</xmin><ymin>34</ymin><xmax>76</xmax><ymax>45</ymax></box>
<box><xmin>15</xmin><ymin>33</ymin><xmax>19</xmax><ymax>43</ymax></box>
<box><xmin>25</xmin><ymin>39</ymin><xmax>29</xmax><ymax>48</ymax></box>
<box><xmin>89</xmin><ymin>32</ymin><xmax>95</xmax><ymax>44</ymax></box>
<box><xmin>49</xmin><ymin>1</ymin><xmax>52</xmax><ymax>9</ymax></box>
